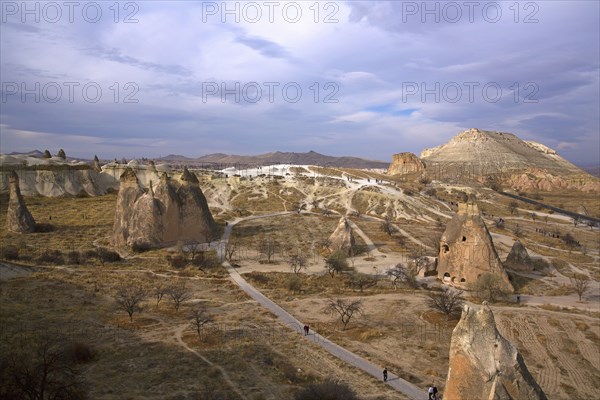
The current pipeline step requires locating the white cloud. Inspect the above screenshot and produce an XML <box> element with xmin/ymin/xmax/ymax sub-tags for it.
<box><xmin>0</xmin><ymin>1</ymin><xmax>598</xmax><ymax>164</ymax></box>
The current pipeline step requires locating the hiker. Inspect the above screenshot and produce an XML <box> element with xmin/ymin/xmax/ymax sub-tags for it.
<box><xmin>303</xmin><ymin>325</ymin><xmax>309</xmax><ymax>335</ymax></box>
<box><xmin>382</xmin><ymin>367</ymin><xmax>388</xmax><ymax>382</ymax></box>
<box><xmin>432</xmin><ymin>384</ymin><xmax>438</xmax><ymax>399</ymax></box>
<box><xmin>428</xmin><ymin>385</ymin><xmax>434</xmax><ymax>399</ymax></box>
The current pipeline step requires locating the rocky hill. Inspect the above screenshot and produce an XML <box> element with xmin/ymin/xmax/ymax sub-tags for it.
<box><xmin>386</xmin><ymin>152</ymin><xmax>425</xmax><ymax>175</ymax></box>
<box><xmin>421</xmin><ymin>128</ymin><xmax>582</xmax><ymax>175</ymax></box>
<box><xmin>420</xmin><ymin>128</ymin><xmax>598</xmax><ymax>191</ymax></box>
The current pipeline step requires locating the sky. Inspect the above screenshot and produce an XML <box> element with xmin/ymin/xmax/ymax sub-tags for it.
<box><xmin>0</xmin><ymin>0</ymin><xmax>599</xmax><ymax>164</ymax></box>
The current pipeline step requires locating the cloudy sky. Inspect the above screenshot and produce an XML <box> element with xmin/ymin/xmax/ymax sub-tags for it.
<box><xmin>1</xmin><ymin>1</ymin><xmax>598</xmax><ymax>164</ymax></box>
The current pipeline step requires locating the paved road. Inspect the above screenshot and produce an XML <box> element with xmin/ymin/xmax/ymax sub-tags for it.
<box><xmin>218</xmin><ymin>213</ymin><xmax>426</xmax><ymax>399</ymax></box>
<box><xmin>224</xmin><ymin>263</ymin><xmax>425</xmax><ymax>399</ymax></box>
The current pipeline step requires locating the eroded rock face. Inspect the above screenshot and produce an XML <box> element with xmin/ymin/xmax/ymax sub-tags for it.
<box><xmin>505</xmin><ymin>240</ymin><xmax>532</xmax><ymax>271</ymax></box>
<box><xmin>420</xmin><ymin>128</ymin><xmax>598</xmax><ymax>192</ymax></box>
<box><xmin>387</xmin><ymin>152</ymin><xmax>425</xmax><ymax>175</ymax></box>
<box><xmin>6</xmin><ymin>171</ymin><xmax>36</xmax><ymax>233</ymax></box>
<box><xmin>328</xmin><ymin>217</ymin><xmax>356</xmax><ymax>256</ymax></box>
<box><xmin>438</xmin><ymin>196</ymin><xmax>513</xmax><ymax>291</ymax></box>
<box><xmin>112</xmin><ymin>167</ymin><xmax>217</xmax><ymax>248</ymax></box>
<box><xmin>445</xmin><ymin>304</ymin><xmax>547</xmax><ymax>400</ymax></box>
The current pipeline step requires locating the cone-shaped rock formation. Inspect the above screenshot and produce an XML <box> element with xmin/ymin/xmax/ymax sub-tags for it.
<box><xmin>6</xmin><ymin>171</ymin><xmax>36</xmax><ymax>233</ymax></box>
<box><xmin>445</xmin><ymin>303</ymin><xmax>547</xmax><ymax>399</ymax></box>
<box><xmin>112</xmin><ymin>168</ymin><xmax>217</xmax><ymax>248</ymax></box>
<box><xmin>438</xmin><ymin>195</ymin><xmax>513</xmax><ymax>292</ymax></box>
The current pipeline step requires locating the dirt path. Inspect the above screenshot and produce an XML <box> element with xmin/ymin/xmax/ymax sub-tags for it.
<box><xmin>172</xmin><ymin>323</ymin><xmax>248</xmax><ymax>400</ymax></box>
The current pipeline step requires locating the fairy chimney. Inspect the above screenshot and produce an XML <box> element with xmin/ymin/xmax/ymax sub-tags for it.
<box><xmin>445</xmin><ymin>303</ymin><xmax>547</xmax><ymax>399</ymax></box>
<box><xmin>6</xmin><ymin>171</ymin><xmax>36</xmax><ymax>233</ymax></box>
<box><xmin>505</xmin><ymin>240</ymin><xmax>532</xmax><ymax>271</ymax></box>
<box><xmin>111</xmin><ymin>168</ymin><xmax>218</xmax><ymax>248</ymax></box>
<box><xmin>328</xmin><ymin>217</ymin><xmax>356</xmax><ymax>256</ymax></box>
<box><xmin>438</xmin><ymin>195</ymin><xmax>513</xmax><ymax>291</ymax></box>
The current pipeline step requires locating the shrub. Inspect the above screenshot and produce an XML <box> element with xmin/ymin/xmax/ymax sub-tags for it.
<box><xmin>469</xmin><ymin>273</ymin><xmax>511</xmax><ymax>303</ymax></box>
<box><xmin>197</xmin><ymin>250</ymin><xmax>221</xmax><ymax>270</ymax></box>
<box><xmin>34</xmin><ymin>222</ymin><xmax>55</xmax><ymax>233</ymax></box>
<box><xmin>424</xmin><ymin>188</ymin><xmax>437</xmax><ymax>197</ymax></box>
<box><xmin>37</xmin><ymin>249</ymin><xmax>64</xmax><ymax>265</ymax></box>
<box><xmin>1</xmin><ymin>245</ymin><xmax>19</xmax><ymax>260</ymax></box>
<box><xmin>67</xmin><ymin>251</ymin><xmax>83</xmax><ymax>265</ymax></box>
<box><xmin>131</xmin><ymin>242</ymin><xmax>152</xmax><ymax>253</ymax></box>
<box><xmin>84</xmin><ymin>249</ymin><xmax>98</xmax><ymax>259</ymax></box>
<box><xmin>66</xmin><ymin>342</ymin><xmax>95</xmax><ymax>364</ymax></box>
<box><xmin>97</xmin><ymin>248</ymin><xmax>121</xmax><ymax>263</ymax></box>
<box><xmin>166</xmin><ymin>254</ymin><xmax>187</xmax><ymax>269</ymax></box>
<box><xmin>287</xmin><ymin>275</ymin><xmax>303</xmax><ymax>293</ymax></box>
<box><xmin>531</xmin><ymin>257</ymin><xmax>550</xmax><ymax>271</ymax></box>
<box><xmin>295</xmin><ymin>379</ymin><xmax>359</xmax><ymax>400</ymax></box>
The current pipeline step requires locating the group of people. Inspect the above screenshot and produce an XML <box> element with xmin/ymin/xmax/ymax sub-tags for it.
<box><xmin>382</xmin><ymin>369</ymin><xmax>439</xmax><ymax>399</ymax></box>
<box><xmin>427</xmin><ymin>384</ymin><xmax>439</xmax><ymax>399</ymax></box>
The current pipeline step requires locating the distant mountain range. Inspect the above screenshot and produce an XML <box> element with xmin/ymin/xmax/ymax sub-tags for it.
<box><xmin>157</xmin><ymin>150</ymin><xmax>390</xmax><ymax>169</ymax></box>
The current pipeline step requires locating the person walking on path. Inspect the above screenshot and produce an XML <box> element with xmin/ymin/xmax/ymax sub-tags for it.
<box><xmin>383</xmin><ymin>367</ymin><xmax>388</xmax><ymax>382</ymax></box>
<box><xmin>303</xmin><ymin>325</ymin><xmax>309</xmax><ymax>335</ymax></box>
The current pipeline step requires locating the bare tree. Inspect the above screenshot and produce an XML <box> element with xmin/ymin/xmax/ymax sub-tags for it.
<box><xmin>570</xmin><ymin>274</ymin><xmax>590</xmax><ymax>301</ymax></box>
<box><xmin>168</xmin><ymin>282</ymin><xmax>192</xmax><ymax>312</ymax></box>
<box><xmin>190</xmin><ymin>305</ymin><xmax>213</xmax><ymax>337</ymax></box>
<box><xmin>386</xmin><ymin>263</ymin><xmax>419</xmax><ymax>289</ymax></box>
<box><xmin>3</xmin><ymin>335</ymin><xmax>86</xmax><ymax>399</ymax></box>
<box><xmin>530</xmin><ymin>213</ymin><xmax>537</xmax><ymax>222</ymax></box>
<box><xmin>224</xmin><ymin>240</ymin><xmax>237</xmax><ymax>262</ymax></box>
<box><xmin>347</xmin><ymin>273</ymin><xmax>378</xmax><ymax>292</ymax></box>
<box><xmin>324</xmin><ymin>298</ymin><xmax>363</xmax><ymax>330</ymax></box>
<box><xmin>426</xmin><ymin>287</ymin><xmax>464</xmax><ymax>320</ymax></box>
<box><xmin>115</xmin><ymin>284</ymin><xmax>146</xmax><ymax>322</ymax></box>
<box><xmin>513</xmin><ymin>224</ymin><xmax>523</xmax><ymax>237</ymax></box>
<box><xmin>258</xmin><ymin>240</ymin><xmax>278</xmax><ymax>263</ymax></box>
<box><xmin>153</xmin><ymin>283</ymin><xmax>167</xmax><ymax>307</ymax></box>
<box><xmin>508</xmin><ymin>201</ymin><xmax>518</xmax><ymax>215</ymax></box>
<box><xmin>324</xmin><ymin>250</ymin><xmax>349</xmax><ymax>278</ymax></box>
<box><xmin>186</xmin><ymin>240</ymin><xmax>203</xmax><ymax>263</ymax></box>
<box><xmin>288</xmin><ymin>253</ymin><xmax>307</xmax><ymax>275</ymax></box>
<box><xmin>380</xmin><ymin>216</ymin><xmax>396</xmax><ymax>236</ymax></box>
<box><xmin>562</xmin><ymin>233</ymin><xmax>578</xmax><ymax>253</ymax></box>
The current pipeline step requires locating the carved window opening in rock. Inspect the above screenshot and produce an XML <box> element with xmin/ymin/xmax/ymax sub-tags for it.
<box><xmin>444</xmin><ymin>272</ymin><xmax>450</xmax><ymax>278</ymax></box>
<box><xmin>460</xmin><ymin>278</ymin><xmax>466</xmax><ymax>282</ymax></box>
<box><xmin>442</xmin><ymin>244</ymin><xmax>449</xmax><ymax>253</ymax></box>
<box><xmin>451</xmin><ymin>277</ymin><xmax>456</xmax><ymax>282</ymax></box>
<box><xmin>462</xmin><ymin>236</ymin><xmax>467</xmax><ymax>242</ymax></box>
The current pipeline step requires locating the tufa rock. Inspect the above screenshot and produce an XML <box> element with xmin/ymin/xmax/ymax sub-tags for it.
<box><xmin>92</xmin><ymin>155</ymin><xmax>101</xmax><ymax>171</ymax></box>
<box><xmin>504</xmin><ymin>240</ymin><xmax>532</xmax><ymax>271</ymax></box>
<box><xmin>387</xmin><ymin>152</ymin><xmax>426</xmax><ymax>175</ymax></box>
<box><xmin>43</xmin><ymin>150</ymin><xmax>52</xmax><ymax>159</ymax></box>
<box><xmin>328</xmin><ymin>217</ymin><xmax>356</xmax><ymax>256</ymax></box>
<box><xmin>445</xmin><ymin>303</ymin><xmax>547</xmax><ymax>400</ymax></box>
<box><xmin>57</xmin><ymin>149</ymin><xmax>66</xmax><ymax>159</ymax></box>
<box><xmin>438</xmin><ymin>195</ymin><xmax>513</xmax><ymax>291</ymax></box>
<box><xmin>7</xmin><ymin>171</ymin><xmax>36</xmax><ymax>233</ymax></box>
<box><xmin>111</xmin><ymin>167</ymin><xmax>218</xmax><ymax>248</ymax></box>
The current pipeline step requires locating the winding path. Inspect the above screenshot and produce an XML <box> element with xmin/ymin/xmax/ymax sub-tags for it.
<box><xmin>220</xmin><ymin>214</ymin><xmax>426</xmax><ymax>399</ymax></box>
